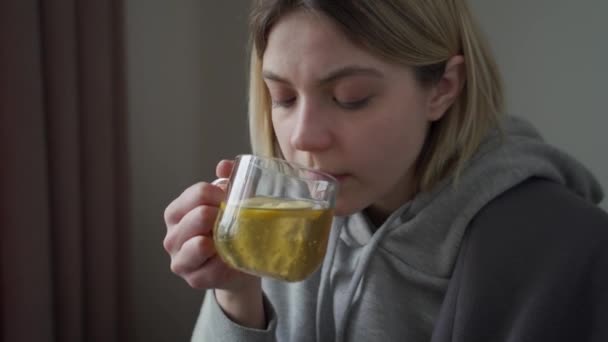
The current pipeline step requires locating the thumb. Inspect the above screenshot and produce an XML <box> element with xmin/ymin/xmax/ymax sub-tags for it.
<box><xmin>216</xmin><ymin>159</ymin><xmax>235</xmax><ymax>179</ymax></box>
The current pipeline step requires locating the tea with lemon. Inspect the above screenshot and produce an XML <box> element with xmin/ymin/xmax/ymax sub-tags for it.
<box><xmin>214</xmin><ymin>197</ymin><xmax>333</xmax><ymax>282</ymax></box>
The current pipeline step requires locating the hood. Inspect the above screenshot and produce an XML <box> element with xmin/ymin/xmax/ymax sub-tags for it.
<box><xmin>380</xmin><ymin>115</ymin><xmax>604</xmax><ymax>278</ymax></box>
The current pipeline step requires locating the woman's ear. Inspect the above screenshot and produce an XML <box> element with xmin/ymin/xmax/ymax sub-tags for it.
<box><xmin>426</xmin><ymin>55</ymin><xmax>466</xmax><ymax>121</ymax></box>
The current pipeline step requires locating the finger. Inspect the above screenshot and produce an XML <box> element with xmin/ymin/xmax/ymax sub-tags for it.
<box><xmin>184</xmin><ymin>255</ymin><xmax>232</xmax><ymax>289</ymax></box>
<box><xmin>216</xmin><ymin>159</ymin><xmax>235</xmax><ymax>179</ymax></box>
<box><xmin>163</xmin><ymin>205</ymin><xmax>218</xmax><ymax>254</ymax></box>
<box><xmin>164</xmin><ymin>182</ymin><xmax>225</xmax><ymax>226</ymax></box>
<box><xmin>170</xmin><ymin>235</ymin><xmax>216</xmax><ymax>276</ymax></box>
<box><xmin>170</xmin><ymin>205</ymin><xmax>218</xmax><ymax>253</ymax></box>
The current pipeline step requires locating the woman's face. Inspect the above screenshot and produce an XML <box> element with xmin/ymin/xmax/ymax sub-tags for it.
<box><xmin>263</xmin><ymin>10</ymin><xmax>440</xmax><ymax>217</ymax></box>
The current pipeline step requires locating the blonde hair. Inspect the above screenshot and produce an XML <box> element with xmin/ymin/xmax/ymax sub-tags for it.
<box><xmin>248</xmin><ymin>0</ymin><xmax>504</xmax><ymax>192</ymax></box>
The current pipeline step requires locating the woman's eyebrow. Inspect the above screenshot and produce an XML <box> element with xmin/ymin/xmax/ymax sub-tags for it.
<box><xmin>262</xmin><ymin>70</ymin><xmax>290</xmax><ymax>84</ymax></box>
<box><xmin>262</xmin><ymin>65</ymin><xmax>384</xmax><ymax>85</ymax></box>
<box><xmin>319</xmin><ymin>66</ymin><xmax>384</xmax><ymax>84</ymax></box>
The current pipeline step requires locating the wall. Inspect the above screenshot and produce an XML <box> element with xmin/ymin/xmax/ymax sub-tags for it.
<box><xmin>125</xmin><ymin>1</ymin><xmax>250</xmax><ymax>340</ymax></box>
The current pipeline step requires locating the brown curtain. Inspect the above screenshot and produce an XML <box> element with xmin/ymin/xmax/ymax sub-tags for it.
<box><xmin>0</xmin><ymin>0</ymin><xmax>130</xmax><ymax>341</ymax></box>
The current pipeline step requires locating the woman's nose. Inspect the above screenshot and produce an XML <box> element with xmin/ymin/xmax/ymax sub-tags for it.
<box><xmin>289</xmin><ymin>103</ymin><xmax>332</xmax><ymax>152</ymax></box>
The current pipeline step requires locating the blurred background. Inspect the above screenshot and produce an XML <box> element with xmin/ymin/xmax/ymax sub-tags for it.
<box><xmin>2</xmin><ymin>1</ymin><xmax>606</xmax><ymax>341</ymax></box>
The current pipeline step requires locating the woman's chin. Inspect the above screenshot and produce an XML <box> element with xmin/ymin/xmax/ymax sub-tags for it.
<box><xmin>333</xmin><ymin>199</ymin><xmax>366</xmax><ymax>217</ymax></box>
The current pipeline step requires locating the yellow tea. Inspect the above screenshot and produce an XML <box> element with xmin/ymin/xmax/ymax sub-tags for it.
<box><xmin>214</xmin><ymin>197</ymin><xmax>334</xmax><ymax>282</ymax></box>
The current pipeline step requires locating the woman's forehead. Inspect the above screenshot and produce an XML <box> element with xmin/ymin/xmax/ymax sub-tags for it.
<box><xmin>262</xmin><ymin>10</ymin><xmax>389</xmax><ymax>82</ymax></box>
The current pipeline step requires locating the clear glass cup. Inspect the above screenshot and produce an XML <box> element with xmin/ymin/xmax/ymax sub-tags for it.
<box><xmin>213</xmin><ymin>155</ymin><xmax>338</xmax><ymax>282</ymax></box>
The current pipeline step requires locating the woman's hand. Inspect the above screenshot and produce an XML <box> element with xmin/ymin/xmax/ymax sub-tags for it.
<box><xmin>163</xmin><ymin>160</ymin><xmax>257</xmax><ymax>292</ymax></box>
<box><xmin>163</xmin><ymin>159</ymin><xmax>266</xmax><ymax>328</ymax></box>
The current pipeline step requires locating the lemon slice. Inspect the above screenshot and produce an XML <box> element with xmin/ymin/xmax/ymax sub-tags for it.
<box><xmin>274</xmin><ymin>200</ymin><xmax>314</xmax><ymax>209</ymax></box>
<box><xmin>242</xmin><ymin>197</ymin><xmax>315</xmax><ymax>210</ymax></box>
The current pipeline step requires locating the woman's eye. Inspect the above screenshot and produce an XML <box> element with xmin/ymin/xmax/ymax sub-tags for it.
<box><xmin>272</xmin><ymin>97</ymin><xmax>296</xmax><ymax>108</ymax></box>
<box><xmin>334</xmin><ymin>97</ymin><xmax>371</xmax><ymax>110</ymax></box>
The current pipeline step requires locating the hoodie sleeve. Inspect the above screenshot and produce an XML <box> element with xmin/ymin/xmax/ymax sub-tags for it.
<box><xmin>590</xmin><ymin>237</ymin><xmax>608</xmax><ymax>342</ymax></box>
<box><xmin>191</xmin><ymin>290</ymin><xmax>278</xmax><ymax>342</ymax></box>
<box><xmin>430</xmin><ymin>179</ymin><xmax>608</xmax><ymax>342</ymax></box>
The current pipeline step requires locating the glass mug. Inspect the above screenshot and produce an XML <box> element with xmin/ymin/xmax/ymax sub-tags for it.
<box><xmin>212</xmin><ymin>155</ymin><xmax>338</xmax><ymax>282</ymax></box>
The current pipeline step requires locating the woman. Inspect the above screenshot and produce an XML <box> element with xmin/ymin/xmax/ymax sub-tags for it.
<box><xmin>163</xmin><ymin>0</ymin><xmax>608</xmax><ymax>341</ymax></box>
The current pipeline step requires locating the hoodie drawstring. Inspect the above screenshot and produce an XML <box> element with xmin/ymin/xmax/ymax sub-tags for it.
<box><xmin>316</xmin><ymin>217</ymin><xmax>345</xmax><ymax>342</ymax></box>
<box><xmin>335</xmin><ymin>224</ymin><xmax>392</xmax><ymax>342</ymax></box>
<box><xmin>315</xmin><ymin>207</ymin><xmax>407</xmax><ymax>342</ymax></box>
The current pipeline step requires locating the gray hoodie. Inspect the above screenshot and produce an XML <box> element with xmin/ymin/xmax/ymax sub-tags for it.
<box><xmin>192</xmin><ymin>116</ymin><xmax>603</xmax><ymax>342</ymax></box>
